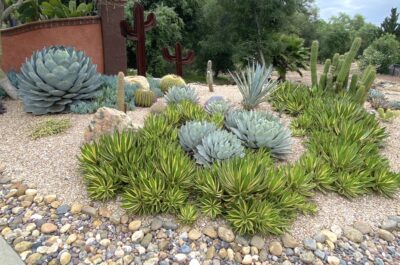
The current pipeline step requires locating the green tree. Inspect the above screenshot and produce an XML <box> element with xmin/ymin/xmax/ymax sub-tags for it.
<box><xmin>359</xmin><ymin>34</ymin><xmax>400</xmax><ymax>74</ymax></box>
<box><xmin>195</xmin><ymin>0</ymin><xmax>234</xmax><ymax>77</ymax></box>
<box><xmin>215</xmin><ymin>0</ymin><xmax>310</xmax><ymax>65</ymax></box>
<box><xmin>271</xmin><ymin>34</ymin><xmax>309</xmax><ymax>81</ymax></box>
<box><xmin>381</xmin><ymin>8</ymin><xmax>400</xmax><ymax>38</ymax></box>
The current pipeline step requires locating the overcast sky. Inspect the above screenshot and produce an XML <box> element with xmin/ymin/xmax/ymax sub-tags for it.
<box><xmin>316</xmin><ymin>0</ymin><xmax>400</xmax><ymax>25</ymax></box>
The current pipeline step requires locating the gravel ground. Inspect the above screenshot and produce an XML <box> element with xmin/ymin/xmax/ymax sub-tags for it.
<box><xmin>0</xmin><ymin>82</ymin><xmax>399</xmax><ymax>241</ymax></box>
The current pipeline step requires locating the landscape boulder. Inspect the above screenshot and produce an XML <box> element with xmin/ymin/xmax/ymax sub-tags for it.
<box><xmin>84</xmin><ymin>107</ymin><xmax>135</xmax><ymax>142</ymax></box>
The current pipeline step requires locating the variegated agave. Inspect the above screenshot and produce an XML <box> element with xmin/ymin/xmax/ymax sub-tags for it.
<box><xmin>230</xmin><ymin>62</ymin><xmax>277</xmax><ymax>110</ymax></box>
<box><xmin>179</xmin><ymin>121</ymin><xmax>217</xmax><ymax>152</ymax></box>
<box><xmin>225</xmin><ymin>110</ymin><xmax>292</xmax><ymax>158</ymax></box>
<box><xmin>17</xmin><ymin>46</ymin><xmax>103</xmax><ymax>115</ymax></box>
<box><xmin>164</xmin><ymin>86</ymin><xmax>199</xmax><ymax>105</ymax></box>
<box><xmin>194</xmin><ymin>130</ymin><xmax>245</xmax><ymax>165</ymax></box>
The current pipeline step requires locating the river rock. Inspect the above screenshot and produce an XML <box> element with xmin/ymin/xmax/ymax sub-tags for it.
<box><xmin>128</xmin><ymin>220</ymin><xmax>141</xmax><ymax>231</ymax></box>
<box><xmin>218</xmin><ymin>227</ymin><xmax>235</xmax><ymax>242</ymax></box>
<box><xmin>269</xmin><ymin>241</ymin><xmax>283</xmax><ymax>256</ymax></box>
<box><xmin>41</xmin><ymin>223</ymin><xmax>57</xmax><ymax>234</ymax></box>
<box><xmin>343</xmin><ymin>227</ymin><xmax>363</xmax><ymax>243</ymax></box>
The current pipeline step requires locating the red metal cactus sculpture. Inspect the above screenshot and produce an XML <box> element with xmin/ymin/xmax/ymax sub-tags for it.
<box><xmin>120</xmin><ymin>3</ymin><xmax>156</xmax><ymax>76</ymax></box>
<box><xmin>162</xmin><ymin>43</ymin><xmax>195</xmax><ymax>77</ymax></box>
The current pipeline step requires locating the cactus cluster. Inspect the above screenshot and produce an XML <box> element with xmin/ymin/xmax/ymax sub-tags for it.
<box><xmin>377</xmin><ymin>108</ymin><xmax>400</xmax><ymax>122</ymax></box>
<box><xmin>310</xmin><ymin>38</ymin><xmax>376</xmax><ymax>104</ymax></box>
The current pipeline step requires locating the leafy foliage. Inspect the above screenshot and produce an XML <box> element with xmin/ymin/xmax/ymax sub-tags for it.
<box><xmin>30</xmin><ymin>118</ymin><xmax>71</xmax><ymax>139</ymax></box>
<box><xmin>41</xmin><ymin>0</ymin><xmax>93</xmax><ymax>18</ymax></box>
<box><xmin>271</xmin><ymin>34</ymin><xmax>309</xmax><ymax>81</ymax></box>
<box><xmin>359</xmin><ymin>34</ymin><xmax>400</xmax><ymax>74</ymax></box>
<box><xmin>230</xmin><ymin>62</ymin><xmax>277</xmax><ymax>110</ymax></box>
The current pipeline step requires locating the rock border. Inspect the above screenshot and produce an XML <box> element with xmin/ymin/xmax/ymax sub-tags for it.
<box><xmin>1</xmin><ymin>176</ymin><xmax>399</xmax><ymax>265</ymax></box>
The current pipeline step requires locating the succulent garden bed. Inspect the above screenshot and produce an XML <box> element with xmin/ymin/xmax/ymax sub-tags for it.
<box><xmin>1</xmin><ymin>38</ymin><xmax>400</xmax><ymax>265</ymax></box>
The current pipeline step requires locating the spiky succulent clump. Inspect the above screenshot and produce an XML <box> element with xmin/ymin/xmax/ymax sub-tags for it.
<box><xmin>160</xmin><ymin>74</ymin><xmax>186</xmax><ymax>93</ymax></box>
<box><xmin>179</xmin><ymin>121</ymin><xmax>217</xmax><ymax>152</ymax></box>
<box><xmin>230</xmin><ymin>62</ymin><xmax>277</xmax><ymax>110</ymax></box>
<box><xmin>17</xmin><ymin>46</ymin><xmax>103</xmax><ymax>115</ymax></box>
<box><xmin>225</xmin><ymin>110</ymin><xmax>292</xmax><ymax>157</ymax></box>
<box><xmin>204</xmin><ymin>98</ymin><xmax>230</xmax><ymax>115</ymax></box>
<box><xmin>165</xmin><ymin>86</ymin><xmax>199</xmax><ymax>105</ymax></box>
<box><xmin>134</xmin><ymin>88</ymin><xmax>156</xmax><ymax>107</ymax></box>
<box><xmin>194</xmin><ymin>130</ymin><xmax>245</xmax><ymax>165</ymax></box>
<box><xmin>178</xmin><ymin>205</ymin><xmax>198</xmax><ymax>224</ymax></box>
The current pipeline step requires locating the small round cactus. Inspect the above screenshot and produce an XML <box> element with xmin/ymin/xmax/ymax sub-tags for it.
<box><xmin>134</xmin><ymin>88</ymin><xmax>156</xmax><ymax>107</ymax></box>
<box><xmin>160</xmin><ymin>74</ymin><xmax>186</xmax><ymax>93</ymax></box>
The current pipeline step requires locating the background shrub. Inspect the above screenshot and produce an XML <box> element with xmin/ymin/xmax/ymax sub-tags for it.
<box><xmin>359</xmin><ymin>34</ymin><xmax>400</xmax><ymax>74</ymax></box>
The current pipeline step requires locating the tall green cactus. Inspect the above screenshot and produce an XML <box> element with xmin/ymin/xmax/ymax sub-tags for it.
<box><xmin>326</xmin><ymin>73</ymin><xmax>333</xmax><ymax>90</ymax></box>
<box><xmin>336</xmin><ymin>37</ymin><xmax>361</xmax><ymax>91</ymax></box>
<box><xmin>349</xmin><ymin>74</ymin><xmax>359</xmax><ymax>93</ymax></box>
<box><xmin>310</xmin><ymin>41</ymin><xmax>319</xmax><ymax>88</ymax></box>
<box><xmin>319</xmin><ymin>73</ymin><xmax>327</xmax><ymax>90</ymax></box>
<box><xmin>323</xmin><ymin>59</ymin><xmax>331</xmax><ymax>74</ymax></box>
<box><xmin>309</xmin><ymin>37</ymin><xmax>376</xmax><ymax>104</ymax></box>
<box><xmin>361</xmin><ymin>65</ymin><xmax>376</xmax><ymax>91</ymax></box>
<box><xmin>117</xmin><ymin>72</ymin><xmax>126</xmax><ymax>112</ymax></box>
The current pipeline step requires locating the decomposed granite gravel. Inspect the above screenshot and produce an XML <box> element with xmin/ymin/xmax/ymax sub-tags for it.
<box><xmin>0</xmin><ymin>83</ymin><xmax>399</xmax><ymax>244</ymax></box>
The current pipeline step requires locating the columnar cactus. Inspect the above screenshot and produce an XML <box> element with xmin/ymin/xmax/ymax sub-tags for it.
<box><xmin>310</xmin><ymin>38</ymin><xmax>376</xmax><ymax>104</ymax></box>
<box><xmin>310</xmin><ymin>41</ymin><xmax>319</xmax><ymax>88</ymax></box>
<box><xmin>120</xmin><ymin>3</ymin><xmax>156</xmax><ymax>76</ymax></box>
<box><xmin>117</xmin><ymin>72</ymin><xmax>126</xmax><ymax>112</ymax></box>
<box><xmin>207</xmin><ymin>60</ymin><xmax>214</xmax><ymax>92</ymax></box>
<box><xmin>162</xmin><ymin>43</ymin><xmax>194</xmax><ymax>77</ymax></box>
<box><xmin>336</xmin><ymin>37</ymin><xmax>361</xmax><ymax>91</ymax></box>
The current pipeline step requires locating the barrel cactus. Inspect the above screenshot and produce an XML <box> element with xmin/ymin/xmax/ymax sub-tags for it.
<box><xmin>160</xmin><ymin>74</ymin><xmax>186</xmax><ymax>93</ymax></box>
<box><xmin>17</xmin><ymin>46</ymin><xmax>103</xmax><ymax>115</ymax></box>
<box><xmin>134</xmin><ymin>88</ymin><xmax>156</xmax><ymax>107</ymax></box>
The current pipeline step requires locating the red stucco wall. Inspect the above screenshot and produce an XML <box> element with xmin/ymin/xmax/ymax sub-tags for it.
<box><xmin>1</xmin><ymin>17</ymin><xmax>104</xmax><ymax>73</ymax></box>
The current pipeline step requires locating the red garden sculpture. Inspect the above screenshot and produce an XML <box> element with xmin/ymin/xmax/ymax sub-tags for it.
<box><xmin>162</xmin><ymin>43</ymin><xmax>195</xmax><ymax>77</ymax></box>
<box><xmin>120</xmin><ymin>3</ymin><xmax>156</xmax><ymax>76</ymax></box>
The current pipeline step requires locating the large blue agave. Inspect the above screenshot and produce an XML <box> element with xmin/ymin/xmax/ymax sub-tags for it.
<box><xmin>17</xmin><ymin>46</ymin><xmax>103</xmax><ymax>115</ymax></box>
